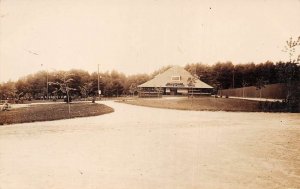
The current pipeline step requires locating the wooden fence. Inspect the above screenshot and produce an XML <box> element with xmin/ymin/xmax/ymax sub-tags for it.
<box><xmin>218</xmin><ymin>83</ymin><xmax>288</xmax><ymax>99</ymax></box>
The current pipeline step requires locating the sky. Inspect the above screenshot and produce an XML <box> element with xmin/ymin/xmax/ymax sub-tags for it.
<box><xmin>0</xmin><ymin>0</ymin><xmax>299</xmax><ymax>82</ymax></box>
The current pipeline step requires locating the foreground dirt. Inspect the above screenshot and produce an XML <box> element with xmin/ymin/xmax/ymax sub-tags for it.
<box><xmin>121</xmin><ymin>97</ymin><xmax>263</xmax><ymax>112</ymax></box>
<box><xmin>0</xmin><ymin>101</ymin><xmax>299</xmax><ymax>189</ymax></box>
<box><xmin>0</xmin><ymin>102</ymin><xmax>114</xmax><ymax>125</ymax></box>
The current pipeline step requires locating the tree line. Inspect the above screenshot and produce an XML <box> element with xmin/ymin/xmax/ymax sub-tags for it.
<box><xmin>185</xmin><ymin>61</ymin><xmax>299</xmax><ymax>90</ymax></box>
<box><xmin>0</xmin><ymin>61</ymin><xmax>298</xmax><ymax>100</ymax></box>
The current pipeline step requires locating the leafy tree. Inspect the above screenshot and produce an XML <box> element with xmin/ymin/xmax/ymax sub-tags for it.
<box><xmin>129</xmin><ymin>83</ymin><xmax>138</xmax><ymax>96</ymax></box>
<box><xmin>280</xmin><ymin>36</ymin><xmax>300</xmax><ymax>112</ymax></box>
<box><xmin>68</xmin><ymin>69</ymin><xmax>91</xmax><ymax>97</ymax></box>
<box><xmin>0</xmin><ymin>81</ymin><xmax>16</xmax><ymax>100</ymax></box>
<box><xmin>282</xmin><ymin>36</ymin><xmax>300</xmax><ymax>63</ymax></box>
<box><xmin>153</xmin><ymin>86</ymin><xmax>163</xmax><ymax>98</ymax></box>
<box><xmin>49</xmin><ymin>72</ymin><xmax>75</xmax><ymax>103</ymax></box>
<box><xmin>79</xmin><ymin>81</ymin><xmax>94</xmax><ymax>99</ymax></box>
<box><xmin>255</xmin><ymin>78</ymin><xmax>266</xmax><ymax>98</ymax></box>
<box><xmin>185</xmin><ymin>63</ymin><xmax>213</xmax><ymax>86</ymax></box>
<box><xmin>125</xmin><ymin>74</ymin><xmax>150</xmax><ymax>95</ymax></box>
<box><xmin>15</xmin><ymin>78</ymin><xmax>30</xmax><ymax>99</ymax></box>
<box><xmin>187</xmin><ymin>76</ymin><xmax>196</xmax><ymax>97</ymax></box>
<box><xmin>241</xmin><ymin>80</ymin><xmax>248</xmax><ymax>98</ymax></box>
<box><xmin>212</xmin><ymin>62</ymin><xmax>234</xmax><ymax>89</ymax></box>
<box><xmin>24</xmin><ymin>72</ymin><xmax>48</xmax><ymax>99</ymax></box>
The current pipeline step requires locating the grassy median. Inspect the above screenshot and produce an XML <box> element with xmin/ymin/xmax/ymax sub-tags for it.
<box><xmin>121</xmin><ymin>97</ymin><xmax>263</xmax><ymax>112</ymax></box>
<box><xmin>0</xmin><ymin>102</ymin><xmax>114</xmax><ymax>125</ymax></box>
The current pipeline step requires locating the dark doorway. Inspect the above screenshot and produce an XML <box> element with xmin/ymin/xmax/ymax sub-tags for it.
<box><xmin>170</xmin><ymin>88</ymin><xmax>177</xmax><ymax>95</ymax></box>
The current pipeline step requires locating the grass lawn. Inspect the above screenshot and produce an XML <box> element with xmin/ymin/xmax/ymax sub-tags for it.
<box><xmin>121</xmin><ymin>97</ymin><xmax>263</xmax><ymax>112</ymax></box>
<box><xmin>0</xmin><ymin>102</ymin><xmax>114</xmax><ymax>125</ymax></box>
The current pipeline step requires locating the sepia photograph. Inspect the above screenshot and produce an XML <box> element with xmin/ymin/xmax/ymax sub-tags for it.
<box><xmin>0</xmin><ymin>0</ymin><xmax>299</xmax><ymax>188</ymax></box>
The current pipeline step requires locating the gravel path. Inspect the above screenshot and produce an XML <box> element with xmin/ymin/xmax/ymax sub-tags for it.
<box><xmin>0</xmin><ymin>101</ymin><xmax>299</xmax><ymax>189</ymax></box>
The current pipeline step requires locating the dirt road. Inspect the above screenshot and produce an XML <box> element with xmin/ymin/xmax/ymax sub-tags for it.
<box><xmin>0</xmin><ymin>101</ymin><xmax>299</xmax><ymax>189</ymax></box>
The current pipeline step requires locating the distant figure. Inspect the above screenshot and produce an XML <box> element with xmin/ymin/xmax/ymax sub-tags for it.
<box><xmin>92</xmin><ymin>96</ymin><xmax>96</xmax><ymax>103</ymax></box>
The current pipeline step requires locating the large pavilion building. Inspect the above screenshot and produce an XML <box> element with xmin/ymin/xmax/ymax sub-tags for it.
<box><xmin>138</xmin><ymin>66</ymin><xmax>213</xmax><ymax>97</ymax></box>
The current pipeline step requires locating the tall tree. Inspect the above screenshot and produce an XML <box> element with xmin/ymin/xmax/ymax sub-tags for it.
<box><xmin>280</xmin><ymin>36</ymin><xmax>300</xmax><ymax>112</ymax></box>
<box><xmin>0</xmin><ymin>81</ymin><xmax>16</xmax><ymax>100</ymax></box>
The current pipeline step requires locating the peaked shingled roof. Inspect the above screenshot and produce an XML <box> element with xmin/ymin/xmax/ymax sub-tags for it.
<box><xmin>138</xmin><ymin>66</ymin><xmax>213</xmax><ymax>88</ymax></box>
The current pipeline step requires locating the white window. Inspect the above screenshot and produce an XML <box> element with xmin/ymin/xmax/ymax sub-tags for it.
<box><xmin>171</xmin><ymin>76</ymin><xmax>181</xmax><ymax>81</ymax></box>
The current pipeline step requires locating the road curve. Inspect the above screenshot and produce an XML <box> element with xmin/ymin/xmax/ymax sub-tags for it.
<box><xmin>0</xmin><ymin>101</ymin><xmax>299</xmax><ymax>189</ymax></box>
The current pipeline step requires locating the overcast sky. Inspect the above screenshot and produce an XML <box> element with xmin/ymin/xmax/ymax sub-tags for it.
<box><xmin>0</xmin><ymin>0</ymin><xmax>299</xmax><ymax>82</ymax></box>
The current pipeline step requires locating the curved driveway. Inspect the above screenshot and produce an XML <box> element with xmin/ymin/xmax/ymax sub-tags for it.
<box><xmin>0</xmin><ymin>101</ymin><xmax>299</xmax><ymax>189</ymax></box>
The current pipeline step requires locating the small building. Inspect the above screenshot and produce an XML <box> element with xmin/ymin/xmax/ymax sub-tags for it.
<box><xmin>138</xmin><ymin>66</ymin><xmax>213</xmax><ymax>97</ymax></box>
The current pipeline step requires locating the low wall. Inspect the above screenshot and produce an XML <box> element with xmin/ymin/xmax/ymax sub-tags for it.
<box><xmin>218</xmin><ymin>83</ymin><xmax>287</xmax><ymax>99</ymax></box>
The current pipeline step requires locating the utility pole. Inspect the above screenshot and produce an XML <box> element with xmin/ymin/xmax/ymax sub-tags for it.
<box><xmin>232</xmin><ymin>68</ymin><xmax>235</xmax><ymax>89</ymax></box>
<box><xmin>46</xmin><ymin>71</ymin><xmax>49</xmax><ymax>100</ymax></box>
<box><xmin>41</xmin><ymin>64</ymin><xmax>49</xmax><ymax>100</ymax></box>
<box><xmin>98</xmin><ymin>64</ymin><xmax>100</xmax><ymax>99</ymax></box>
